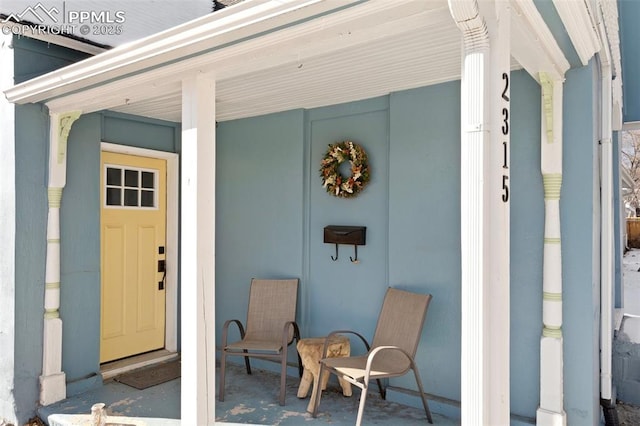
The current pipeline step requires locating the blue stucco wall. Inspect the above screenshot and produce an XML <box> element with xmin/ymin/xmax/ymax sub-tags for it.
<box><xmin>12</xmin><ymin>36</ymin><xmax>181</xmax><ymax>421</ymax></box>
<box><xmin>12</xmin><ymin>36</ymin><xmax>605</xmax><ymax>426</ymax></box>
<box><xmin>215</xmin><ymin>110</ymin><xmax>305</xmax><ymax>336</ymax></box>
<box><xmin>388</xmin><ymin>82</ymin><xmax>461</xmax><ymax>401</ymax></box>
<box><xmin>510</xmin><ymin>70</ymin><xmax>544</xmax><ymax>417</ymax></box>
<box><xmin>13</xmin><ymin>36</ymin><xmax>91</xmax><ymax>84</ymax></box>
<box><xmin>12</xmin><ymin>35</ymin><xmax>93</xmax><ymax>422</ymax></box>
<box><xmin>620</xmin><ymin>0</ymin><xmax>640</xmax><ymax>122</ymax></box>
<box><xmin>215</xmin><ymin>72</ymin><xmax>551</xmax><ymax>419</ymax></box>
<box><xmin>60</xmin><ymin>113</ymin><xmax>103</xmax><ymax>395</ymax></box>
<box><xmin>614</xmin><ymin>132</ymin><xmax>624</xmax><ymax>308</ymax></box>
<box><xmin>60</xmin><ymin>113</ymin><xmax>180</xmax><ymax>396</ymax></box>
<box><xmin>306</xmin><ymin>97</ymin><xmax>390</xmax><ymax>338</ymax></box>
<box><xmin>14</xmin><ymin>103</ymin><xmax>49</xmax><ymax>422</ymax></box>
<box><xmin>562</xmin><ymin>62</ymin><xmax>600</xmax><ymax>425</ymax></box>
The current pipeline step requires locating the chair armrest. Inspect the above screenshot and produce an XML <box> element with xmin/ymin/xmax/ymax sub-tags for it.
<box><xmin>363</xmin><ymin>345</ymin><xmax>415</xmax><ymax>382</ymax></box>
<box><xmin>282</xmin><ymin>321</ymin><xmax>301</xmax><ymax>346</ymax></box>
<box><xmin>222</xmin><ymin>319</ymin><xmax>245</xmax><ymax>347</ymax></box>
<box><xmin>321</xmin><ymin>330</ymin><xmax>371</xmax><ymax>359</ymax></box>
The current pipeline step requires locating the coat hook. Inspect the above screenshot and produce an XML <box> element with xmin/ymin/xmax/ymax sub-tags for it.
<box><xmin>350</xmin><ymin>245</ymin><xmax>359</xmax><ymax>263</ymax></box>
<box><xmin>331</xmin><ymin>244</ymin><xmax>339</xmax><ymax>261</ymax></box>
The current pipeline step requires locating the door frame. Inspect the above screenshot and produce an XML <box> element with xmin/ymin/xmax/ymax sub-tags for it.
<box><xmin>101</xmin><ymin>142</ymin><xmax>179</xmax><ymax>354</ymax></box>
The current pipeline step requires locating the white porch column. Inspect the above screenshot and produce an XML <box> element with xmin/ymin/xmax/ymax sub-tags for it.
<box><xmin>181</xmin><ymin>75</ymin><xmax>216</xmax><ymax>425</ymax></box>
<box><xmin>449</xmin><ymin>1</ymin><xmax>511</xmax><ymax>424</ymax></box>
<box><xmin>40</xmin><ymin>110</ymin><xmax>81</xmax><ymax>406</ymax></box>
<box><xmin>536</xmin><ymin>73</ymin><xmax>567</xmax><ymax>425</ymax></box>
<box><xmin>600</xmin><ymin>57</ymin><xmax>614</xmax><ymax>403</ymax></box>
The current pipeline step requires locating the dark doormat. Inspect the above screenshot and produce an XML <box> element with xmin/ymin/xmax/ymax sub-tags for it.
<box><xmin>114</xmin><ymin>359</ymin><xmax>181</xmax><ymax>390</ymax></box>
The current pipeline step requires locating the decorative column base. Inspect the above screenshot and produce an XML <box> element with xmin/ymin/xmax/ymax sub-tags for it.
<box><xmin>39</xmin><ymin>372</ymin><xmax>66</xmax><ymax>406</ymax></box>
<box><xmin>40</xmin><ymin>316</ymin><xmax>65</xmax><ymax>405</ymax></box>
<box><xmin>536</xmin><ymin>407</ymin><xmax>567</xmax><ymax>426</ymax></box>
<box><xmin>537</xmin><ymin>336</ymin><xmax>566</xmax><ymax>426</ymax></box>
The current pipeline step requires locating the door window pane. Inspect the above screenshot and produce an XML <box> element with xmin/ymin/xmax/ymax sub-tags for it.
<box><xmin>106</xmin><ymin>188</ymin><xmax>121</xmax><ymax>206</ymax></box>
<box><xmin>124</xmin><ymin>169</ymin><xmax>138</xmax><ymax>187</ymax></box>
<box><xmin>141</xmin><ymin>171</ymin><xmax>154</xmax><ymax>189</ymax></box>
<box><xmin>124</xmin><ymin>189</ymin><xmax>138</xmax><ymax>206</ymax></box>
<box><xmin>104</xmin><ymin>164</ymin><xmax>158</xmax><ymax>209</ymax></box>
<box><xmin>106</xmin><ymin>168</ymin><xmax>121</xmax><ymax>186</ymax></box>
<box><xmin>141</xmin><ymin>190</ymin><xmax>154</xmax><ymax>207</ymax></box>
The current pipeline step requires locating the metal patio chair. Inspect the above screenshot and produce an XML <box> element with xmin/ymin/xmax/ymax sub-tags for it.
<box><xmin>311</xmin><ymin>287</ymin><xmax>433</xmax><ymax>425</ymax></box>
<box><xmin>218</xmin><ymin>278</ymin><xmax>302</xmax><ymax>406</ymax></box>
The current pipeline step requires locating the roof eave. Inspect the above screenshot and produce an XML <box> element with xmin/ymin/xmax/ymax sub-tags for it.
<box><xmin>3</xmin><ymin>0</ymin><xmax>359</xmax><ymax>105</ymax></box>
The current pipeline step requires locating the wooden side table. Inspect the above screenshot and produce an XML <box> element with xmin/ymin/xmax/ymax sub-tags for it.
<box><xmin>296</xmin><ymin>335</ymin><xmax>352</xmax><ymax>413</ymax></box>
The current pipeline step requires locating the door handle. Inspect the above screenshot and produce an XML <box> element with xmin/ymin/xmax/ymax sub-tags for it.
<box><xmin>158</xmin><ymin>258</ymin><xmax>166</xmax><ymax>290</ymax></box>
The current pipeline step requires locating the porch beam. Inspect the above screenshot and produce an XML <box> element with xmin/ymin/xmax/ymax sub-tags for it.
<box><xmin>537</xmin><ymin>73</ymin><xmax>566</xmax><ymax>425</ymax></box>
<box><xmin>510</xmin><ymin>0</ymin><xmax>570</xmax><ymax>82</ymax></box>
<box><xmin>552</xmin><ymin>0</ymin><xmax>601</xmax><ymax>66</ymax></box>
<box><xmin>449</xmin><ymin>0</ymin><xmax>511</xmax><ymax>424</ymax></box>
<box><xmin>40</xmin><ymin>110</ymin><xmax>81</xmax><ymax>406</ymax></box>
<box><xmin>180</xmin><ymin>74</ymin><xmax>216</xmax><ymax>425</ymax></box>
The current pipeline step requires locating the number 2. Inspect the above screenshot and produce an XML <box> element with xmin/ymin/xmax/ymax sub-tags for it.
<box><xmin>502</xmin><ymin>73</ymin><xmax>509</xmax><ymax>101</ymax></box>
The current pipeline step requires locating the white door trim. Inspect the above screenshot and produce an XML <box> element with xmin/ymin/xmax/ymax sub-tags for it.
<box><xmin>100</xmin><ymin>142</ymin><xmax>179</xmax><ymax>354</ymax></box>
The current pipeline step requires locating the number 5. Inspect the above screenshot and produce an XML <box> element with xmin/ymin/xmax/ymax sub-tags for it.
<box><xmin>502</xmin><ymin>175</ymin><xmax>509</xmax><ymax>202</ymax></box>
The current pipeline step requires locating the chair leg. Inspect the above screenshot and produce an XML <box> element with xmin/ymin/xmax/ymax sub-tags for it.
<box><xmin>355</xmin><ymin>381</ymin><xmax>369</xmax><ymax>426</ymax></box>
<box><xmin>412</xmin><ymin>367</ymin><xmax>433</xmax><ymax>424</ymax></box>
<box><xmin>218</xmin><ymin>350</ymin><xmax>227</xmax><ymax>402</ymax></box>
<box><xmin>243</xmin><ymin>350</ymin><xmax>251</xmax><ymax>375</ymax></box>
<box><xmin>279</xmin><ymin>346</ymin><xmax>287</xmax><ymax>406</ymax></box>
<box><xmin>375</xmin><ymin>378</ymin><xmax>385</xmax><ymax>399</ymax></box>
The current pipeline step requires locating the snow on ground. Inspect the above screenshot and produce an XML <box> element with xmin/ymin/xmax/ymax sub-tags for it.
<box><xmin>621</xmin><ymin>249</ymin><xmax>640</xmax><ymax>342</ymax></box>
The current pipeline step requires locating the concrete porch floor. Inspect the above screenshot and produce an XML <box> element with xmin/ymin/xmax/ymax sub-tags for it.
<box><xmin>38</xmin><ymin>361</ymin><xmax>460</xmax><ymax>425</ymax></box>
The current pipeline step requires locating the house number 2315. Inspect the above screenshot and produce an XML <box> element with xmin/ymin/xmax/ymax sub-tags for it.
<box><xmin>501</xmin><ymin>72</ymin><xmax>510</xmax><ymax>203</ymax></box>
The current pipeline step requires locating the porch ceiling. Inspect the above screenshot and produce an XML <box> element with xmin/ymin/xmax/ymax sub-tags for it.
<box><xmin>6</xmin><ymin>0</ymin><xmax>532</xmax><ymax>123</ymax></box>
<box><xmin>110</xmin><ymin>3</ymin><xmax>462</xmax><ymax>122</ymax></box>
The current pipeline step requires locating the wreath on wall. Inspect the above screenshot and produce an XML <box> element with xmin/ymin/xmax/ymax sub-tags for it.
<box><xmin>319</xmin><ymin>141</ymin><xmax>370</xmax><ymax>198</ymax></box>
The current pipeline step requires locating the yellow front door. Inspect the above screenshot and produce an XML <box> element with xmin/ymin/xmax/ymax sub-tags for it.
<box><xmin>100</xmin><ymin>151</ymin><xmax>167</xmax><ymax>363</ymax></box>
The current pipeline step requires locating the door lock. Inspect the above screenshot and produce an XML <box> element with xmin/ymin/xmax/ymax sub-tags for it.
<box><xmin>158</xmin><ymin>260</ymin><xmax>166</xmax><ymax>290</ymax></box>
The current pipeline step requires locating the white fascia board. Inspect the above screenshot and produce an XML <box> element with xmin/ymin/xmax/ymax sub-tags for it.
<box><xmin>598</xmin><ymin>0</ymin><xmax>623</xmax><ymax>130</ymax></box>
<box><xmin>4</xmin><ymin>0</ymin><xmax>358</xmax><ymax>104</ymax></box>
<box><xmin>44</xmin><ymin>0</ymin><xmax>438</xmax><ymax>115</ymax></box>
<box><xmin>511</xmin><ymin>0</ymin><xmax>570</xmax><ymax>82</ymax></box>
<box><xmin>552</xmin><ymin>0</ymin><xmax>601</xmax><ymax>66</ymax></box>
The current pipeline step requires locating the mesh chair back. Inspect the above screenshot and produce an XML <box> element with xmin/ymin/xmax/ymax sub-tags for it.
<box><xmin>244</xmin><ymin>278</ymin><xmax>299</xmax><ymax>343</ymax></box>
<box><xmin>370</xmin><ymin>287</ymin><xmax>432</xmax><ymax>369</ymax></box>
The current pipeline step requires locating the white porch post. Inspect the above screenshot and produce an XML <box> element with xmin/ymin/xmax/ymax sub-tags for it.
<box><xmin>536</xmin><ymin>73</ymin><xmax>567</xmax><ymax>425</ymax></box>
<box><xmin>449</xmin><ymin>1</ymin><xmax>511</xmax><ymax>424</ymax></box>
<box><xmin>181</xmin><ymin>75</ymin><xmax>216</xmax><ymax>425</ymax></box>
<box><xmin>40</xmin><ymin>110</ymin><xmax>81</xmax><ymax>405</ymax></box>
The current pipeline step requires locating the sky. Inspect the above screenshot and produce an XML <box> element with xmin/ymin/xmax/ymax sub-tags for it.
<box><xmin>1</xmin><ymin>0</ymin><xmax>216</xmax><ymax>46</ymax></box>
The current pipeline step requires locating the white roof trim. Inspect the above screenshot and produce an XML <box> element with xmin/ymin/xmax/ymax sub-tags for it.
<box><xmin>552</xmin><ymin>0</ymin><xmax>601</xmax><ymax>66</ymax></box>
<box><xmin>598</xmin><ymin>0</ymin><xmax>623</xmax><ymax>130</ymax></box>
<box><xmin>510</xmin><ymin>0</ymin><xmax>570</xmax><ymax>81</ymax></box>
<box><xmin>4</xmin><ymin>0</ymin><xmax>359</xmax><ymax>104</ymax></box>
<box><xmin>34</xmin><ymin>0</ymin><xmax>451</xmax><ymax>120</ymax></box>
